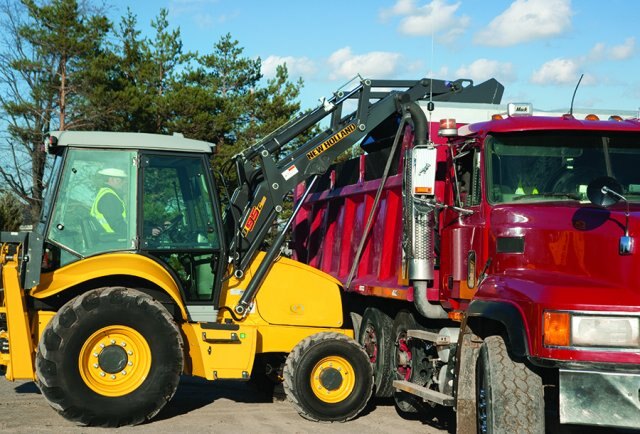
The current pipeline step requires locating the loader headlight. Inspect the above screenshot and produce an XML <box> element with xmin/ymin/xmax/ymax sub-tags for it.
<box><xmin>544</xmin><ymin>310</ymin><xmax>640</xmax><ymax>349</ymax></box>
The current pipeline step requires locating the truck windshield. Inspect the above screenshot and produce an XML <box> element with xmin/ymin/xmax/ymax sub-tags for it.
<box><xmin>486</xmin><ymin>131</ymin><xmax>640</xmax><ymax>204</ymax></box>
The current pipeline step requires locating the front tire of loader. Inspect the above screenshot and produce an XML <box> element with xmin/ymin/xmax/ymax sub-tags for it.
<box><xmin>36</xmin><ymin>287</ymin><xmax>184</xmax><ymax>427</ymax></box>
<box><xmin>283</xmin><ymin>332</ymin><xmax>373</xmax><ymax>422</ymax></box>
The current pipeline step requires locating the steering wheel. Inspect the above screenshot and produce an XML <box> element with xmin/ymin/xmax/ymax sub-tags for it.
<box><xmin>163</xmin><ymin>214</ymin><xmax>184</xmax><ymax>237</ymax></box>
<box><xmin>546</xmin><ymin>168</ymin><xmax>596</xmax><ymax>194</ymax></box>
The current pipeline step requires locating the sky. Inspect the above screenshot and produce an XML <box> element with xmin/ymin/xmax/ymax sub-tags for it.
<box><xmin>107</xmin><ymin>0</ymin><xmax>640</xmax><ymax>114</ymax></box>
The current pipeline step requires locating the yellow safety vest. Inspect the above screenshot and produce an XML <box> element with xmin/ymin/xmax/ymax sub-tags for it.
<box><xmin>90</xmin><ymin>187</ymin><xmax>126</xmax><ymax>233</ymax></box>
<box><xmin>515</xmin><ymin>181</ymin><xmax>539</xmax><ymax>195</ymax></box>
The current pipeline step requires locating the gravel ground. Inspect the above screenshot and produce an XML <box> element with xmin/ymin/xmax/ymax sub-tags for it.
<box><xmin>0</xmin><ymin>376</ymin><xmax>452</xmax><ymax>433</ymax></box>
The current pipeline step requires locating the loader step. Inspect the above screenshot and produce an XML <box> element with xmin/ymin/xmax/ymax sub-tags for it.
<box><xmin>407</xmin><ymin>329</ymin><xmax>450</xmax><ymax>345</ymax></box>
<box><xmin>393</xmin><ymin>380</ymin><xmax>454</xmax><ymax>406</ymax></box>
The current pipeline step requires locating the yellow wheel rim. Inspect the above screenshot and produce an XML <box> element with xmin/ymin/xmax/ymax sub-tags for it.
<box><xmin>309</xmin><ymin>355</ymin><xmax>355</xmax><ymax>404</ymax></box>
<box><xmin>78</xmin><ymin>325</ymin><xmax>151</xmax><ymax>397</ymax></box>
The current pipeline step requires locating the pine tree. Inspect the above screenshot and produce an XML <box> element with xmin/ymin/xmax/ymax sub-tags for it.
<box><xmin>0</xmin><ymin>0</ymin><xmax>110</xmax><ymax>222</ymax></box>
<box><xmin>0</xmin><ymin>191</ymin><xmax>24</xmax><ymax>231</ymax></box>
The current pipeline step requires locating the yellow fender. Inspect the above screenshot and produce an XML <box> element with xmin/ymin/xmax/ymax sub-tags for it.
<box><xmin>32</xmin><ymin>253</ymin><xmax>188</xmax><ymax>319</ymax></box>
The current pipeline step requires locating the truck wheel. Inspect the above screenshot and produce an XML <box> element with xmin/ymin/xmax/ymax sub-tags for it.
<box><xmin>358</xmin><ymin>307</ymin><xmax>394</xmax><ymax>397</ymax></box>
<box><xmin>35</xmin><ymin>287</ymin><xmax>183</xmax><ymax>427</ymax></box>
<box><xmin>392</xmin><ymin>311</ymin><xmax>425</xmax><ymax>414</ymax></box>
<box><xmin>283</xmin><ymin>332</ymin><xmax>373</xmax><ymax>422</ymax></box>
<box><xmin>476</xmin><ymin>335</ymin><xmax>544</xmax><ymax>434</ymax></box>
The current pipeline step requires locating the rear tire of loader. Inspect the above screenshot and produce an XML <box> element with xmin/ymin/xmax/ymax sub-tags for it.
<box><xmin>358</xmin><ymin>307</ymin><xmax>394</xmax><ymax>397</ymax></box>
<box><xmin>283</xmin><ymin>332</ymin><xmax>373</xmax><ymax>422</ymax></box>
<box><xmin>476</xmin><ymin>335</ymin><xmax>544</xmax><ymax>434</ymax></box>
<box><xmin>35</xmin><ymin>287</ymin><xmax>184</xmax><ymax>427</ymax></box>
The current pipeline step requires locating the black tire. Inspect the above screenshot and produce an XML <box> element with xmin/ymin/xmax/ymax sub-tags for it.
<box><xmin>358</xmin><ymin>307</ymin><xmax>394</xmax><ymax>397</ymax></box>
<box><xmin>36</xmin><ymin>287</ymin><xmax>184</xmax><ymax>427</ymax></box>
<box><xmin>476</xmin><ymin>335</ymin><xmax>544</xmax><ymax>434</ymax></box>
<box><xmin>283</xmin><ymin>332</ymin><xmax>373</xmax><ymax>422</ymax></box>
<box><xmin>391</xmin><ymin>311</ymin><xmax>425</xmax><ymax>414</ymax></box>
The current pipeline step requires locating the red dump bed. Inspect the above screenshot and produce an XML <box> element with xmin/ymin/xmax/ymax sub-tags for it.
<box><xmin>292</xmin><ymin>122</ymin><xmax>447</xmax><ymax>300</ymax></box>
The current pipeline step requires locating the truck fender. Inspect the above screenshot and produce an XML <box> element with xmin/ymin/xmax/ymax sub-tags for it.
<box><xmin>466</xmin><ymin>299</ymin><xmax>529</xmax><ymax>358</ymax></box>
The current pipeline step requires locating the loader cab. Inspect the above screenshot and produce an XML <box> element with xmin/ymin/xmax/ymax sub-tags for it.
<box><xmin>41</xmin><ymin>132</ymin><xmax>226</xmax><ymax>310</ymax></box>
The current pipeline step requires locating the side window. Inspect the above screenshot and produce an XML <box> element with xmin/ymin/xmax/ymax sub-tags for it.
<box><xmin>455</xmin><ymin>147</ymin><xmax>481</xmax><ymax>207</ymax></box>
<box><xmin>47</xmin><ymin>149</ymin><xmax>136</xmax><ymax>264</ymax></box>
<box><xmin>141</xmin><ymin>155</ymin><xmax>219</xmax><ymax>250</ymax></box>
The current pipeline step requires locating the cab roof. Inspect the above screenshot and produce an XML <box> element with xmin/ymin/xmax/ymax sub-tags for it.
<box><xmin>49</xmin><ymin>131</ymin><xmax>215</xmax><ymax>154</ymax></box>
<box><xmin>458</xmin><ymin>115</ymin><xmax>640</xmax><ymax>137</ymax></box>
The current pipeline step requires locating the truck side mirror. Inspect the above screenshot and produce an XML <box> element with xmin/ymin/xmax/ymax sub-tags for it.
<box><xmin>587</xmin><ymin>176</ymin><xmax>633</xmax><ymax>255</ymax></box>
<box><xmin>586</xmin><ymin>176</ymin><xmax>624</xmax><ymax>207</ymax></box>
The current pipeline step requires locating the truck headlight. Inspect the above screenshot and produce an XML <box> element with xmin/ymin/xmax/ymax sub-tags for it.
<box><xmin>544</xmin><ymin>310</ymin><xmax>640</xmax><ymax>349</ymax></box>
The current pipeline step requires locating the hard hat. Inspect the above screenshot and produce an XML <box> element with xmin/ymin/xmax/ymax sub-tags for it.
<box><xmin>98</xmin><ymin>168</ymin><xmax>127</xmax><ymax>178</ymax></box>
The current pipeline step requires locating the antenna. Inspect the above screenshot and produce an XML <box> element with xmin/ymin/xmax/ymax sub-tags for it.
<box><xmin>426</xmin><ymin>28</ymin><xmax>435</xmax><ymax>145</ymax></box>
<box><xmin>569</xmin><ymin>73</ymin><xmax>584</xmax><ymax>116</ymax></box>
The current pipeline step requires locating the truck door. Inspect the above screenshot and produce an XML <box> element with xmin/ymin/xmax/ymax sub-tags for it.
<box><xmin>441</xmin><ymin>144</ymin><xmax>485</xmax><ymax>302</ymax></box>
<box><xmin>139</xmin><ymin>153</ymin><xmax>225</xmax><ymax>321</ymax></box>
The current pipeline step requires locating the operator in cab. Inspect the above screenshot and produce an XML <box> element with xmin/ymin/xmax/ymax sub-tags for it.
<box><xmin>91</xmin><ymin>168</ymin><xmax>127</xmax><ymax>236</ymax></box>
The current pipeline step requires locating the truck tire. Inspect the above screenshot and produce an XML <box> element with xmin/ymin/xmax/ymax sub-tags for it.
<box><xmin>35</xmin><ymin>287</ymin><xmax>183</xmax><ymax>427</ymax></box>
<box><xmin>283</xmin><ymin>332</ymin><xmax>373</xmax><ymax>422</ymax></box>
<box><xmin>476</xmin><ymin>335</ymin><xmax>544</xmax><ymax>434</ymax></box>
<box><xmin>391</xmin><ymin>311</ymin><xmax>425</xmax><ymax>414</ymax></box>
<box><xmin>358</xmin><ymin>307</ymin><xmax>394</xmax><ymax>397</ymax></box>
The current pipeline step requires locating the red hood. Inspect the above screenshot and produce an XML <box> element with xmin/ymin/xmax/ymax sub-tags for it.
<box><xmin>487</xmin><ymin>202</ymin><xmax>640</xmax><ymax>309</ymax></box>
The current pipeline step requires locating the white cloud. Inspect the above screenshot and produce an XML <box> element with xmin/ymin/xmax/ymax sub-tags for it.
<box><xmin>326</xmin><ymin>47</ymin><xmax>402</xmax><ymax>80</ymax></box>
<box><xmin>455</xmin><ymin>59</ymin><xmax>516</xmax><ymax>83</ymax></box>
<box><xmin>379</xmin><ymin>0</ymin><xmax>415</xmax><ymax>20</ymax></box>
<box><xmin>532</xmin><ymin>36</ymin><xmax>634</xmax><ymax>86</ymax></box>
<box><xmin>587</xmin><ymin>38</ymin><xmax>635</xmax><ymax>62</ymax></box>
<box><xmin>380</xmin><ymin>0</ymin><xmax>470</xmax><ymax>42</ymax></box>
<box><xmin>262</xmin><ymin>56</ymin><xmax>316</xmax><ymax>79</ymax></box>
<box><xmin>474</xmin><ymin>0</ymin><xmax>572</xmax><ymax>47</ymax></box>
<box><xmin>530</xmin><ymin>58</ymin><xmax>595</xmax><ymax>85</ymax></box>
<box><xmin>610</xmin><ymin>37</ymin><xmax>635</xmax><ymax>60</ymax></box>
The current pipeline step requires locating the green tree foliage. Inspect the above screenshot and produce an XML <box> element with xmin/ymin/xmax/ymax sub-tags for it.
<box><xmin>1</xmin><ymin>2</ymin><xmax>307</xmax><ymax>227</ymax></box>
<box><xmin>0</xmin><ymin>0</ymin><xmax>110</xmax><ymax>222</ymax></box>
<box><xmin>0</xmin><ymin>191</ymin><xmax>24</xmax><ymax>231</ymax></box>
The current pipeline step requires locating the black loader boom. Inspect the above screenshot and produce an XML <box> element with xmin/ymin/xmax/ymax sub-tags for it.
<box><xmin>223</xmin><ymin>76</ymin><xmax>504</xmax><ymax>315</ymax></box>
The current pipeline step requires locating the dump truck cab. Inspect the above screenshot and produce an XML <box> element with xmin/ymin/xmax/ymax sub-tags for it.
<box><xmin>442</xmin><ymin>109</ymin><xmax>640</xmax><ymax>428</ymax></box>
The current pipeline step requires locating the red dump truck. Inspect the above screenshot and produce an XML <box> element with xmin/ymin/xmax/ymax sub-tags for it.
<box><xmin>293</xmin><ymin>98</ymin><xmax>640</xmax><ymax>432</ymax></box>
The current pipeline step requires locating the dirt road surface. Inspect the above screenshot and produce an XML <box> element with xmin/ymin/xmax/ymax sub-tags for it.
<box><xmin>0</xmin><ymin>377</ymin><xmax>452</xmax><ymax>433</ymax></box>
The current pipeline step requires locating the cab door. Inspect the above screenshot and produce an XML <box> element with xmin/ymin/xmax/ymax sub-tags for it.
<box><xmin>440</xmin><ymin>144</ymin><xmax>486</xmax><ymax>304</ymax></box>
<box><xmin>139</xmin><ymin>153</ymin><xmax>225</xmax><ymax>321</ymax></box>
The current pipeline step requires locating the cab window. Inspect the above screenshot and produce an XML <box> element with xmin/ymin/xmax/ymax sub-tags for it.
<box><xmin>141</xmin><ymin>154</ymin><xmax>221</xmax><ymax>302</ymax></box>
<box><xmin>46</xmin><ymin>149</ymin><xmax>137</xmax><ymax>265</ymax></box>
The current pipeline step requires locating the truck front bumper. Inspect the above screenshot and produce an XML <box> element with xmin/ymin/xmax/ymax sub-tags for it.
<box><xmin>560</xmin><ymin>369</ymin><xmax>640</xmax><ymax>429</ymax></box>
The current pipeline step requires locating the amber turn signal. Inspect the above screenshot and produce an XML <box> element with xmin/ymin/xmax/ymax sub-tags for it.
<box><xmin>544</xmin><ymin>311</ymin><xmax>570</xmax><ymax>347</ymax></box>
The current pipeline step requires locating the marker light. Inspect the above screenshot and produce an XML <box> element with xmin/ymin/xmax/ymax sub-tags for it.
<box><xmin>585</xmin><ymin>114</ymin><xmax>600</xmax><ymax>121</ymax></box>
<box><xmin>609</xmin><ymin>115</ymin><xmax>623</xmax><ymax>122</ymax></box>
<box><xmin>544</xmin><ymin>311</ymin><xmax>570</xmax><ymax>347</ymax></box>
<box><xmin>491</xmin><ymin>114</ymin><xmax>504</xmax><ymax>120</ymax></box>
<box><xmin>438</xmin><ymin>118</ymin><xmax>458</xmax><ymax>137</ymax></box>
